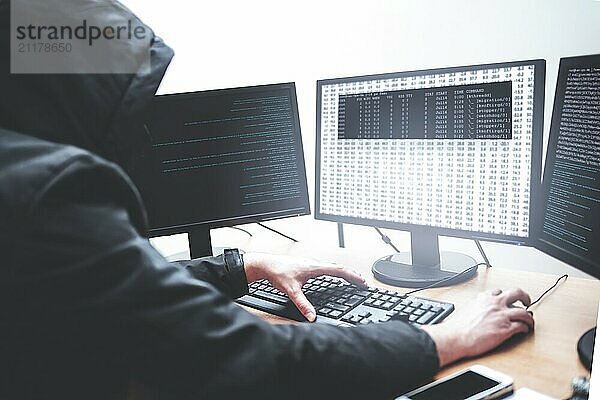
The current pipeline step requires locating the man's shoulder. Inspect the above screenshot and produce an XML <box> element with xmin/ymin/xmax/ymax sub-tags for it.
<box><xmin>0</xmin><ymin>129</ymin><xmax>139</xmax><ymax>223</ymax></box>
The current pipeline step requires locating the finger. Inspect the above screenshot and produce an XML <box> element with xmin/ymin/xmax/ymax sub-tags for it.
<box><xmin>287</xmin><ymin>286</ymin><xmax>316</xmax><ymax>322</ymax></box>
<box><xmin>506</xmin><ymin>308</ymin><xmax>535</xmax><ymax>331</ymax></box>
<box><xmin>491</xmin><ymin>289</ymin><xmax>502</xmax><ymax>296</ymax></box>
<box><xmin>507</xmin><ymin>321</ymin><xmax>532</xmax><ymax>336</ymax></box>
<box><xmin>500</xmin><ymin>288</ymin><xmax>532</xmax><ymax>308</ymax></box>
<box><xmin>311</xmin><ymin>265</ymin><xmax>367</xmax><ymax>286</ymax></box>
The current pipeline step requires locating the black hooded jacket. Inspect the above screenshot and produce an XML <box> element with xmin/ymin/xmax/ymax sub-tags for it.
<box><xmin>0</xmin><ymin>1</ymin><xmax>439</xmax><ymax>399</ymax></box>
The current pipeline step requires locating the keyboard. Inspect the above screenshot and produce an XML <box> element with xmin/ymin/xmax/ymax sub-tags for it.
<box><xmin>237</xmin><ymin>276</ymin><xmax>454</xmax><ymax>327</ymax></box>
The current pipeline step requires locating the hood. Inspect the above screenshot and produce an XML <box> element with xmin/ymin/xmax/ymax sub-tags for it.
<box><xmin>0</xmin><ymin>0</ymin><xmax>174</xmax><ymax>173</ymax></box>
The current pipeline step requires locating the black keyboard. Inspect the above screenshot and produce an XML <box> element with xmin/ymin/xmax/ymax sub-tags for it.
<box><xmin>237</xmin><ymin>276</ymin><xmax>454</xmax><ymax>327</ymax></box>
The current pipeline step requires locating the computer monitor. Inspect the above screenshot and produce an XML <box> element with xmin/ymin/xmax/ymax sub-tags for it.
<box><xmin>533</xmin><ymin>54</ymin><xmax>600</xmax><ymax>370</ymax></box>
<box><xmin>136</xmin><ymin>83</ymin><xmax>310</xmax><ymax>258</ymax></box>
<box><xmin>316</xmin><ymin>60</ymin><xmax>546</xmax><ymax>287</ymax></box>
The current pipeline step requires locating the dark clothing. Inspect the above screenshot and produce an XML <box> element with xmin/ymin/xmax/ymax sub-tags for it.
<box><xmin>0</xmin><ymin>0</ymin><xmax>173</xmax><ymax>176</ymax></box>
<box><xmin>0</xmin><ymin>130</ymin><xmax>439</xmax><ymax>399</ymax></box>
<box><xmin>0</xmin><ymin>1</ymin><xmax>439</xmax><ymax>398</ymax></box>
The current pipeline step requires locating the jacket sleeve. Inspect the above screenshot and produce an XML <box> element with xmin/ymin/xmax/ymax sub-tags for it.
<box><xmin>172</xmin><ymin>251</ymin><xmax>249</xmax><ymax>299</ymax></box>
<box><xmin>25</xmin><ymin>155</ymin><xmax>440</xmax><ymax>399</ymax></box>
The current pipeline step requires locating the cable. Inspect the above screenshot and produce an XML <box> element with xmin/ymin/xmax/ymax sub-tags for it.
<box><xmin>405</xmin><ymin>262</ymin><xmax>488</xmax><ymax>295</ymax></box>
<box><xmin>526</xmin><ymin>274</ymin><xmax>568</xmax><ymax>310</ymax></box>
<box><xmin>228</xmin><ymin>226</ymin><xmax>253</xmax><ymax>237</ymax></box>
<box><xmin>474</xmin><ymin>239</ymin><xmax>492</xmax><ymax>267</ymax></box>
<box><xmin>256</xmin><ymin>222</ymin><xmax>298</xmax><ymax>243</ymax></box>
<box><xmin>374</xmin><ymin>227</ymin><xmax>400</xmax><ymax>253</ymax></box>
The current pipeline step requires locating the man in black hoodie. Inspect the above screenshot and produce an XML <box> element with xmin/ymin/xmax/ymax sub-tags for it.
<box><xmin>0</xmin><ymin>1</ymin><xmax>534</xmax><ymax>399</ymax></box>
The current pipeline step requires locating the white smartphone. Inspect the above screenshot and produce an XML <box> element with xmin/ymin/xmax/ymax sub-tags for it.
<box><xmin>396</xmin><ymin>365</ymin><xmax>514</xmax><ymax>400</ymax></box>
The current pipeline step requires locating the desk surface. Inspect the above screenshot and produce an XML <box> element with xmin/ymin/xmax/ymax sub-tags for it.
<box><xmin>225</xmin><ymin>238</ymin><xmax>599</xmax><ymax>399</ymax></box>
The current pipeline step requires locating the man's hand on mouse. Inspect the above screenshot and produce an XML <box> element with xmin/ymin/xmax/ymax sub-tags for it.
<box><xmin>421</xmin><ymin>288</ymin><xmax>535</xmax><ymax>367</ymax></box>
<box><xmin>243</xmin><ymin>252</ymin><xmax>367</xmax><ymax>322</ymax></box>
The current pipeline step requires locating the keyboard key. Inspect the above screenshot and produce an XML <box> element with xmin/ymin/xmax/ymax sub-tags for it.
<box><xmin>254</xmin><ymin>290</ymin><xmax>288</xmax><ymax>305</ymax></box>
<box><xmin>341</xmin><ymin>315</ymin><xmax>353</xmax><ymax>322</ymax></box>
<box><xmin>417</xmin><ymin>311</ymin><xmax>436</xmax><ymax>324</ymax></box>
<box><xmin>325</xmin><ymin>303</ymin><xmax>350</xmax><ymax>313</ymax></box>
<box><xmin>403</xmin><ymin>307</ymin><xmax>415</xmax><ymax>314</ymax></box>
<box><xmin>414</xmin><ymin>309</ymin><xmax>425</xmax><ymax>316</ymax></box>
<box><xmin>344</xmin><ymin>295</ymin><xmax>364</xmax><ymax>307</ymax></box>
<box><xmin>391</xmin><ymin>312</ymin><xmax>410</xmax><ymax>322</ymax></box>
<box><xmin>409</xmin><ymin>315</ymin><xmax>419</xmax><ymax>322</ymax></box>
<box><xmin>381</xmin><ymin>302</ymin><xmax>395</xmax><ymax>310</ymax></box>
<box><xmin>380</xmin><ymin>295</ymin><xmax>391</xmax><ymax>301</ymax></box>
<box><xmin>318</xmin><ymin>307</ymin><xmax>332</xmax><ymax>315</ymax></box>
<box><xmin>329</xmin><ymin>310</ymin><xmax>343</xmax><ymax>318</ymax></box>
<box><xmin>372</xmin><ymin>300</ymin><xmax>384</xmax><ymax>307</ymax></box>
<box><xmin>393</xmin><ymin>305</ymin><xmax>405</xmax><ymax>312</ymax></box>
<box><xmin>364</xmin><ymin>298</ymin><xmax>375</xmax><ymax>305</ymax></box>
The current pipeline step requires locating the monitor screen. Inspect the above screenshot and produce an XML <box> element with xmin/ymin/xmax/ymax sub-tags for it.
<box><xmin>316</xmin><ymin>60</ymin><xmax>545</xmax><ymax>244</ymax></box>
<box><xmin>137</xmin><ymin>83</ymin><xmax>310</xmax><ymax>235</ymax></box>
<box><xmin>535</xmin><ymin>54</ymin><xmax>600</xmax><ymax>279</ymax></box>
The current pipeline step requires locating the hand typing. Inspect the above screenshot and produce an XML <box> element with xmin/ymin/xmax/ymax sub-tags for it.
<box><xmin>243</xmin><ymin>253</ymin><xmax>366</xmax><ymax>322</ymax></box>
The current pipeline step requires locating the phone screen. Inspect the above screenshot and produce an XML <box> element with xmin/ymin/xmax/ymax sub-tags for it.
<box><xmin>409</xmin><ymin>370</ymin><xmax>499</xmax><ymax>400</ymax></box>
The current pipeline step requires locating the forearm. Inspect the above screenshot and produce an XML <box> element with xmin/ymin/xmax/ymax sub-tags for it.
<box><xmin>175</xmin><ymin>249</ymin><xmax>249</xmax><ymax>298</ymax></box>
<box><xmin>195</xmin><ymin>320</ymin><xmax>440</xmax><ymax>399</ymax></box>
<box><xmin>420</xmin><ymin>324</ymin><xmax>468</xmax><ymax>367</ymax></box>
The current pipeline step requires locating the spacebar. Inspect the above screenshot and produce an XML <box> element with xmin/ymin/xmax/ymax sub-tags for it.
<box><xmin>253</xmin><ymin>290</ymin><xmax>290</xmax><ymax>305</ymax></box>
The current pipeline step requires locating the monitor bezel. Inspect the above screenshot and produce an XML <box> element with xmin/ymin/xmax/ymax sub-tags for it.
<box><xmin>144</xmin><ymin>82</ymin><xmax>311</xmax><ymax>238</ymax></box>
<box><xmin>533</xmin><ymin>54</ymin><xmax>600</xmax><ymax>279</ymax></box>
<box><xmin>315</xmin><ymin>59</ymin><xmax>546</xmax><ymax>246</ymax></box>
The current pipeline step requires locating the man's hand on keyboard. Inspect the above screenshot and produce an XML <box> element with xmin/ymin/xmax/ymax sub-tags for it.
<box><xmin>421</xmin><ymin>288</ymin><xmax>535</xmax><ymax>367</ymax></box>
<box><xmin>243</xmin><ymin>253</ymin><xmax>367</xmax><ymax>322</ymax></box>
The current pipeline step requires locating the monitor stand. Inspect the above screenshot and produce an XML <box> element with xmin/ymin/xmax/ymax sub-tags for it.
<box><xmin>372</xmin><ymin>229</ymin><xmax>478</xmax><ymax>288</ymax></box>
<box><xmin>188</xmin><ymin>228</ymin><xmax>212</xmax><ymax>259</ymax></box>
<box><xmin>577</xmin><ymin>327</ymin><xmax>596</xmax><ymax>371</ymax></box>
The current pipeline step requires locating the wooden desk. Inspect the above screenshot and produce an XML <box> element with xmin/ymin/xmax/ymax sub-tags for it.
<box><xmin>230</xmin><ymin>239</ymin><xmax>599</xmax><ymax>399</ymax></box>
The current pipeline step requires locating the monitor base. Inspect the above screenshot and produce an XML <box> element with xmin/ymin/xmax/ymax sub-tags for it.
<box><xmin>372</xmin><ymin>251</ymin><xmax>478</xmax><ymax>288</ymax></box>
<box><xmin>577</xmin><ymin>327</ymin><xmax>596</xmax><ymax>371</ymax></box>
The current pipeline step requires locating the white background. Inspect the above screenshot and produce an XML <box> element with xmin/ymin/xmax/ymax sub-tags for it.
<box><xmin>120</xmin><ymin>0</ymin><xmax>600</xmax><ymax>392</ymax></box>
